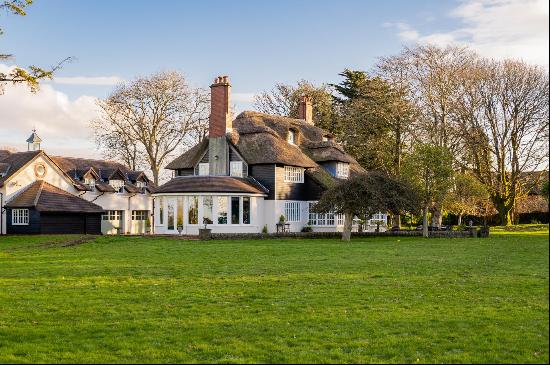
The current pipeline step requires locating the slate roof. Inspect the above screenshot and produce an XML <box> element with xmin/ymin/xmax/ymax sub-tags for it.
<box><xmin>5</xmin><ymin>181</ymin><xmax>104</xmax><ymax>213</ymax></box>
<box><xmin>0</xmin><ymin>150</ymin><xmax>42</xmax><ymax>187</ymax></box>
<box><xmin>153</xmin><ymin>176</ymin><xmax>269</xmax><ymax>195</ymax></box>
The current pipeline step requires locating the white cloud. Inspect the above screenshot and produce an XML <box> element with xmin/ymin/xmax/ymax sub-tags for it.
<box><xmin>0</xmin><ymin>64</ymin><xmax>101</xmax><ymax>158</ymax></box>
<box><xmin>385</xmin><ymin>0</ymin><xmax>549</xmax><ymax>66</ymax></box>
<box><xmin>52</xmin><ymin>75</ymin><xmax>124</xmax><ymax>86</ymax></box>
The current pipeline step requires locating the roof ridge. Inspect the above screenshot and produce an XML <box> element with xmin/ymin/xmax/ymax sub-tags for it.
<box><xmin>33</xmin><ymin>180</ymin><xmax>45</xmax><ymax>206</ymax></box>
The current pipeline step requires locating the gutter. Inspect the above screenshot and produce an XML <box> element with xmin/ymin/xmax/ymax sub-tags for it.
<box><xmin>90</xmin><ymin>192</ymin><xmax>105</xmax><ymax>203</ymax></box>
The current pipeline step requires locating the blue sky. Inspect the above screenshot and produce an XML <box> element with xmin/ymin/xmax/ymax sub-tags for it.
<box><xmin>0</xmin><ymin>0</ymin><xmax>548</xmax><ymax>156</ymax></box>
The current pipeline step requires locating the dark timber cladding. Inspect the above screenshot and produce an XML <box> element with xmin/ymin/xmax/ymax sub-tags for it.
<box><xmin>249</xmin><ymin>164</ymin><xmax>276</xmax><ymax>200</ymax></box>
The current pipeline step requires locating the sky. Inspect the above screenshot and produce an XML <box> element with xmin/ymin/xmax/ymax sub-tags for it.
<box><xmin>0</xmin><ymin>0</ymin><xmax>548</xmax><ymax>158</ymax></box>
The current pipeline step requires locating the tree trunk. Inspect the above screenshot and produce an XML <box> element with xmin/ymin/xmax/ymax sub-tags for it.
<box><xmin>342</xmin><ymin>211</ymin><xmax>353</xmax><ymax>241</ymax></box>
<box><xmin>457</xmin><ymin>214</ymin><xmax>462</xmax><ymax>226</ymax></box>
<box><xmin>431</xmin><ymin>202</ymin><xmax>443</xmax><ymax>228</ymax></box>
<box><xmin>493</xmin><ymin>195</ymin><xmax>514</xmax><ymax>226</ymax></box>
<box><xmin>422</xmin><ymin>206</ymin><xmax>429</xmax><ymax>238</ymax></box>
<box><xmin>392</xmin><ymin>214</ymin><xmax>401</xmax><ymax>229</ymax></box>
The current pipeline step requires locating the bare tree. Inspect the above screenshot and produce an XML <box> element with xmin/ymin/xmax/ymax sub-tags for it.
<box><xmin>455</xmin><ymin>59</ymin><xmax>549</xmax><ymax>225</ymax></box>
<box><xmin>378</xmin><ymin>45</ymin><xmax>478</xmax><ymax>226</ymax></box>
<box><xmin>253</xmin><ymin>80</ymin><xmax>336</xmax><ymax>133</ymax></box>
<box><xmin>91</xmin><ymin>71</ymin><xmax>210</xmax><ymax>184</ymax></box>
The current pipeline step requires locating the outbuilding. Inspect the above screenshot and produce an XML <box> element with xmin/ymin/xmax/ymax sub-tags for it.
<box><xmin>5</xmin><ymin>180</ymin><xmax>104</xmax><ymax>234</ymax></box>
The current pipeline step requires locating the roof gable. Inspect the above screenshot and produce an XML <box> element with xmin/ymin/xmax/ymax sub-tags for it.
<box><xmin>6</xmin><ymin>181</ymin><xmax>104</xmax><ymax>213</ymax></box>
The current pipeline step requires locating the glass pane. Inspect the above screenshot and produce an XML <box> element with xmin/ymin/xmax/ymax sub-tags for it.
<box><xmin>167</xmin><ymin>201</ymin><xmax>174</xmax><ymax>230</ymax></box>
<box><xmin>242</xmin><ymin>197</ymin><xmax>250</xmax><ymax>224</ymax></box>
<box><xmin>159</xmin><ymin>198</ymin><xmax>164</xmax><ymax>225</ymax></box>
<box><xmin>177</xmin><ymin>197</ymin><xmax>184</xmax><ymax>228</ymax></box>
<box><xmin>203</xmin><ymin>196</ymin><xmax>213</xmax><ymax>225</ymax></box>
<box><xmin>231</xmin><ymin>197</ymin><xmax>240</xmax><ymax>224</ymax></box>
<box><xmin>188</xmin><ymin>196</ymin><xmax>198</xmax><ymax>224</ymax></box>
<box><xmin>218</xmin><ymin>196</ymin><xmax>227</xmax><ymax>224</ymax></box>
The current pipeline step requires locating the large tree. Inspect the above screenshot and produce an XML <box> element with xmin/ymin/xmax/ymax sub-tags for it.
<box><xmin>444</xmin><ymin>172</ymin><xmax>489</xmax><ymax>226</ymax></box>
<box><xmin>92</xmin><ymin>71</ymin><xmax>210</xmax><ymax>184</ymax></box>
<box><xmin>402</xmin><ymin>144</ymin><xmax>454</xmax><ymax>238</ymax></box>
<box><xmin>455</xmin><ymin>59</ymin><xmax>549</xmax><ymax>225</ymax></box>
<box><xmin>1</xmin><ymin>0</ymin><xmax>69</xmax><ymax>92</ymax></box>
<box><xmin>378</xmin><ymin>45</ymin><xmax>476</xmax><ymax>227</ymax></box>
<box><xmin>313</xmin><ymin>172</ymin><xmax>418</xmax><ymax>241</ymax></box>
<box><xmin>253</xmin><ymin>80</ymin><xmax>336</xmax><ymax>133</ymax></box>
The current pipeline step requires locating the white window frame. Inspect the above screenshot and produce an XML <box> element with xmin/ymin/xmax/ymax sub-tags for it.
<box><xmin>284</xmin><ymin>201</ymin><xmax>301</xmax><ymax>222</ymax></box>
<box><xmin>12</xmin><ymin>209</ymin><xmax>29</xmax><ymax>225</ymax></box>
<box><xmin>287</xmin><ymin>130</ymin><xmax>296</xmax><ymax>145</ymax></box>
<box><xmin>102</xmin><ymin>210</ymin><xmax>122</xmax><ymax>221</ymax></box>
<box><xmin>109</xmin><ymin>179</ymin><xmax>125</xmax><ymax>193</ymax></box>
<box><xmin>230</xmin><ymin>161</ymin><xmax>243</xmax><ymax>177</ymax></box>
<box><xmin>284</xmin><ymin>166</ymin><xmax>304</xmax><ymax>183</ymax></box>
<box><xmin>131</xmin><ymin>210</ymin><xmax>149</xmax><ymax>221</ymax></box>
<box><xmin>198</xmin><ymin>163</ymin><xmax>209</xmax><ymax>176</ymax></box>
<box><xmin>336</xmin><ymin>162</ymin><xmax>350</xmax><ymax>179</ymax></box>
<box><xmin>84</xmin><ymin>177</ymin><xmax>96</xmax><ymax>192</ymax></box>
<box><xmin>308</xmin><ymin>202</ymin><xmax>340</xmax><ymax>226</ymax></box>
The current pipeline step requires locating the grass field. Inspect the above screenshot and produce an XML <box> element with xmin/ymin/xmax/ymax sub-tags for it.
<box><xmin>0</xmin><ymin>226</ymin><xmax>548</xmax><ymax>363</ymax></box>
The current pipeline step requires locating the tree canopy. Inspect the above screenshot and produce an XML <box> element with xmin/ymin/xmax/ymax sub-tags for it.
<box><xmin>313</xmin><ymin>172</ymin><xmax>419</xmax><ymax>241</ymax></box>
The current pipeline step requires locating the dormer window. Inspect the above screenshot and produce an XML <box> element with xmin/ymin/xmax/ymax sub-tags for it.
<box><xmin>136</xmin><ymin>181</ymin><xmax>147</xmax><ymax>193</ymax></box>
<box><xmin>109</xmin><ymin>179</ymin><xmax>124</xmax><ymax>193</ymax></box>
<box><xmin>84</xmin><ymin>177</ymin><xmax>96</xmax><ymax>192</ymax></box>
<box><xmin>287</xmin><ymin>130</ymin><xmax>296</xmax><ymax>145</ymax></box>
<box><xmin>336</xmin><ymin>162</ymin><xmax>350</xmax><ymax>179</ymax></box>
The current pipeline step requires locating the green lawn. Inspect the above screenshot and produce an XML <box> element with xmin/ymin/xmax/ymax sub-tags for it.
<box><xmin>0</xmin><ymin>228</ymin><xmax>548</xmax><ymax>363</ymax></box>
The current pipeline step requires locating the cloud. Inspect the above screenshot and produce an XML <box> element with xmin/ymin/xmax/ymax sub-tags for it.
<box><xmin>0</xmin><ymin>64</ymin><xmax>101</xmax><ymax>158</ymax></box>
<box><xmin>385</xmin><ymin>0</ymin><xmax>549</xmax><ymax>66</ymax></box>
<box><xmin>51</xmin><ymin>75</ymin><xmax>124</xmax><ymax>86</ymax></box>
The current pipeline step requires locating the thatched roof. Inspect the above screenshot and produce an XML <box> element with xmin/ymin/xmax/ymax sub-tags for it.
<box><xmin>6</xmin><ymin>181</ymin><xmax>104</xmax><ymax>213</ymax></box>
<box><xmin>166</xmin><ymin>111</ymin><xmax>359</xmax><ymax>171</ymax></box>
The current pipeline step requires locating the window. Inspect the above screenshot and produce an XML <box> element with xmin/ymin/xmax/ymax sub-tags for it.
<box><xmin>84</xmin><ymin>177</ymin><xmax>96</xmax><ymax>192</ymax></box>
<box><xmin>287</xmin><ymin>130</ymin><xmax>296</xmax><ymax>144</ymax></box>
<box><xmin>284</xmin><ymin>166</ymin><xmax>304</xmax><ymax>183</ymax></box>
<box><xmin>132</xmin><ymin>210</ymin><xmax>149</xmax><ymax>220</ymax></box>
<box><xmin>198</xmin><ymin>163</ymin><xmax>209</xmax><ymax>176</ymax></box>
<box><xmin>136</xmin><ymin>181</ymin><xmax>147</xmax><ymax>193</ymax></box>
<box><xmin>167</xmin><ymin>201</ymin><xmax>175</xmax><ymax>230</ymax></box>
<box><xmin>336</xmin><ymin>162</ymin><xmax>350</xmax><ymax>179</ymax></box>
<box><xmin>177</xmin><ymin>197</ymin><xmax>184</xmax><ymax>228</ymax></box>
<box><xmin>242</xmin><ymin>197</ymin><xmax>250</xmax><ymax>224</ymax></box>
<box><xmin>308</xmin><ymin>202</ymin><xmax>339</xmax><ymax>226</ymax></box>
<box><xmin>188</xmin><ymin>196</ymin><xmax>198</xmax><ymax>224</ymax></box>
<box><xmin>102</xmin><ymin>210</ymin><xmax>122</xmax><ymax>221</ymax></box>
<box><xmin>284</xmin><ymin>201</ymin><xmax>301</xmax><ymax>222</ymax></box>
<box><xmin>217</xmin><ymin>196</ymin><xmax>228</xmax><ymax>224</ymax></box>
<box><xmin>230</xmin><ymin>161</ymin><xmax>243</xmax><ymax>177</ymax></box>
<box><xmin>203</xmin><ymin>196</ymin><xmax>213</xmax><ymax>224</ymax></box>
<box><xmin>12</xmin><ymin>209</ymin><xmax>29</xmax><ymax>225</ymax></box>
<box><xmin>159</xmin><ymin>197</ymin><xmax>164</xmax><ymax>225</ymax></box>
<box><xmin>110</xmin><ymin>179</ymin><xmax>125</xmax><ymax>193</ymax></box>
<box><xmin>231</xmin><ymin>197</ymin><xmax>240</xmax><ymax>224</ymax></box>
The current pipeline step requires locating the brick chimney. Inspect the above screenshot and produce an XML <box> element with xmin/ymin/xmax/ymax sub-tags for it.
<box><xmin>209</xmin><ymin>76</ymin><xmax>232</xmax><ymax>137</ymax></box>
<box><xmin>208</xmin><ymin>76</ymin><xmax>231</xmax><ymax>175</ymax></box>
<box><xmin>298</xmin><ymin>95</ymin><xmax>313</xmax><ymax>124</ymax></box>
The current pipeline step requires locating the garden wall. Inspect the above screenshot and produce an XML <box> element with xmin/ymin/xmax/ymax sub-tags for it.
<box><xmin>208</xmin><ymin>228</ymin><xmax>487</xmax><ymax>240</ymax></box>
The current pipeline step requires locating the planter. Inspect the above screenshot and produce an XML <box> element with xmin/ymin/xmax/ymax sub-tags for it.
<box><xmin>199</xmin><ymin>228</ymin><xmax>212</xmax><ymax>240</ymax></box>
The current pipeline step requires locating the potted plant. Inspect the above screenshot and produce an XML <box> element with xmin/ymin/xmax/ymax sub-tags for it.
<box><xmin>145</xmin><ymin>217</ymin><xmax>151</xmax><ymax>234</ymax></box>
<box><xmin>199</xmin><ymin>217</ymin><xmax>212</xmax><ymax>240</ymax></box>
